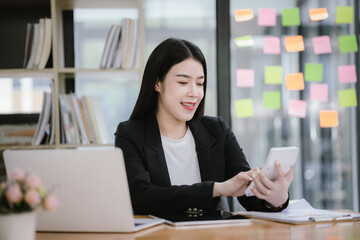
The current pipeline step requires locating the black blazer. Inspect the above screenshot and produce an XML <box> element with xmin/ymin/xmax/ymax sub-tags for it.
<box><xmin>115</xmin><ymin>114</ymin><xmax>288</xmax><ymax>214</ymax></box>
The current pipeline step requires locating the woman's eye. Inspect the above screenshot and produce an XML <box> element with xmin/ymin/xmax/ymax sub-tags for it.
<box><xmin>197</xmin><ymin>82</ymin><xmax>204</xmax><ymax>86</ymax></box>
<box><xmin>178</xmin><ymin>81</ymin><xmax>187</xmax><ymax>85</ymax></box>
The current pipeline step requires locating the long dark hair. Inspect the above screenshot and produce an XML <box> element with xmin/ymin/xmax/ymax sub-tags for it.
<box><xmin>129</xmin><ymin>38</ymin><xmax>207</xmax><ymax>122</ymax></box>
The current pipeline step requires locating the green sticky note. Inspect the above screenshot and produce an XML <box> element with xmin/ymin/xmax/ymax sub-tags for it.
<box><xmin>338</xmin><ymin>35</ymin><xmax>358</xmax><ymax>53</ymax></box>
<box><xmin>263</xmin><ymin>91</ymin><xmax>281</xmax><ymax>109</ymax></box>
<box><xmin>338</xmin><ymin>88</ymin><xmax>357</xmax><ymax>107</ymax></box>
<box><xmin>235</xmin><ymin>99</ymin><xmax>254</xmax><ymax>118</ymax></box>
<box><xmin>234</xmin><ymin>35</ymin><xmax>254</xmax><ymax>48</ymax></box>
<box><xmin>336</xmin><ymin>6</ymin><xmax>354</xmax><ymax>24</ymax></box>
<box><xmin>265</xmin><ymin>66</ymin><xmax>283</xmax><ymax>84</ymax></box>
<box><xmin>282</xmin><ymin>8</ymin><xmax>300</xmax><ymax>26</ymax></box>
<box><xmin>304</xmin><ymin>63</ymin><xmax>323</xmax><ymax>82</ymax></box>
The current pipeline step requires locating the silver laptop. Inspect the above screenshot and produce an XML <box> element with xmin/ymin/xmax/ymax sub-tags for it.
<box><xmin>3</xmin><ymin>148</ymin><xmax>164</xmax><ymax>232</ymax></box>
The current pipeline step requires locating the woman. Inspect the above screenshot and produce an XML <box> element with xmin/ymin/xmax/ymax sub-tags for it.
<box><xmin>115</xmin><ymin>38</ymin><xmax>293</xmax><ymax>214</ymax></box>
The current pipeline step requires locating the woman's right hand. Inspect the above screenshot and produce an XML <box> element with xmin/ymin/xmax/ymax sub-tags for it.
<box><xmin>213</xmin><ymin>170</ymin><xmax>257</xmax><ymax>197</ymax></box>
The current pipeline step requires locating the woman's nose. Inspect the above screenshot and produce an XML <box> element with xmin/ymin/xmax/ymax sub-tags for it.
<box><xmin>188</xmin><ymin>83</ymin><xmax>198</xmax><ymax>97</ymax></box>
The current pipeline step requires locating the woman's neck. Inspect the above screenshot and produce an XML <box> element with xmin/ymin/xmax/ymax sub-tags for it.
<box><xmin>156</xmin><ymin>112</ymin><xmax>187</xmax><ymax>140</ymax></box>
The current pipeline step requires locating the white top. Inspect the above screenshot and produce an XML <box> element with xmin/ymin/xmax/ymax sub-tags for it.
<box><xmin>161</xmin><ymin>128</ymin><xmax>202</xmax><ymax>186</ymax></box>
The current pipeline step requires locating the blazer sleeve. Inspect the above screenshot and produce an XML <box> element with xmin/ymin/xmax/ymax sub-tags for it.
<box><xmin>217</xmin><ymin>117</ymin><xmax>289</xmax><ymax>212</ymax></box>
<box><xmin>115</xmin><ymin>121</ymin><xmax>218</xmax><ymax>215</ymax></box>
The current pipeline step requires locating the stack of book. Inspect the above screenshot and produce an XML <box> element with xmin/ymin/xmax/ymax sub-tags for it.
<box><xmin>58</xmin><ymin>94</ymin><xmax>111</xmax><ymax>145</ymax></box>
<box><xmin>32</xmin><ymin>93</ymin><xmax>111</xmax><ymax>145</ymax></box>
<box><xmin>23</xmin><ymin>18</ymin><xmax>52</xmax><ymax>69</ymax></box>
<box><xmin>99</xmin><ymin>18</ymin><xmax>138</xmax><ymax>69</ymax></box>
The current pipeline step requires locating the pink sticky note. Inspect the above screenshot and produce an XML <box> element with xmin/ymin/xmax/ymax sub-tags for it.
<box><xmin>263</xmin><ymin>36</ymin><xmax>281</xmax><ymax>54</ymax></box>
<box><xmin>236</xmin><ymin>69</ymin><xmax>254</xmax><ymax>87</ymax></box>
<box><xmin>258</xmin><ymin>8</ymin><xmax>276</xmax><ymax>26</ymax></box>
<box><xmin>312</xmin><ymin>36</ymin><xmax>332</xmax><ymax>54</ymax></box>
<box><xmin>310</xmin><ymin>83</ymin><xmax>328</xmax><ymax>101</ymax></box>
<box><xmin>288</xmin><ymin>100</ymin><xmax>307</xmax><ymax>118</ymax></box>
<box><xmin>338</xmin><ymin>65</ymin><xmax>357</xmax><ymax>83</ymax></box>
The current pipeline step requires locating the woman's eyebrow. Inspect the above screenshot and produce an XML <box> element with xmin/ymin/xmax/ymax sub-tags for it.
<box><xmin>175</xmin><ymin>74</ymin><xmax>205</xmax><ymax>79</ymax></box>
<box><xmin>175</xmin><ymin>74</ymin><xmax>190</xmax><ymax>78</ymax></box>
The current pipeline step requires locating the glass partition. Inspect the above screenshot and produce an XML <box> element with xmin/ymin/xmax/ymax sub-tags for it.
<box><xmin>230</xmin><ymin>0</ymin><xmax>357</xmax><ymax>211</ymax></box>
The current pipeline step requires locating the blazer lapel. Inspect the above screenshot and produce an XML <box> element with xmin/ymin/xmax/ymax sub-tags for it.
<box><xmin>189</xmin><ymin>120</ymin><xmax>217</xmax><ymax>182</ymax></box>
<box><xmin>143</xmin><ymin>114</ymin><xmax>171</xmax><ymax>187</ymax></box>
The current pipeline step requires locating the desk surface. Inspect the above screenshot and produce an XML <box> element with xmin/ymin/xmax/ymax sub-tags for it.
<box><xmin>36</xmin><ymin>218</ymin><xmax>360</xmax><ymax>240</ymax></box>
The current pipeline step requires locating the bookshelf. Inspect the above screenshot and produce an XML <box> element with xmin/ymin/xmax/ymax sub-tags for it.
<box><xmin>0</xmin><ymin>0</ymin><xmax>144</xmax><ymax>150</ymax></box>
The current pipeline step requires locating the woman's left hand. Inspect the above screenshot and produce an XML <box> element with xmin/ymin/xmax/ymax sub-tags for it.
<box><xmin>250</xmin><ymin>161</ymin><xmax>294</xmax><ymax>208</ymax></box>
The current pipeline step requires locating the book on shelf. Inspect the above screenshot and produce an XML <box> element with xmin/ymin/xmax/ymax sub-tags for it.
<box><xmin>82</xmin><ymin>96</ymin><xmax>111</xmax><ymax>144</ymax></box>
<box><xmin>38</xmin><ymin>18</ymin><xmax>52</xmax><ymax>69</ymax></box>
<box><xmin>70</xmin><ymin>93</ymin><xmax>90</xmax><ymax>144</ymax></box>
<box><xmin>105</xmin><ymin>24</ymin><xmax>121</xmax><ymax>68</ymax></box>
<box><xmin>26</xmin><ymin>23</ymin><xmax>39</xmax><ymax>69</ymax></box>
<box><xmin>32</xmin><ymin>86</ymin><xmax>54</xmax><ymax>145</ymax></box>
<box><xmin>23</xmin><ymin>23</ymin><xmax>34</xmax><ymax>68</ymax></box>
<box><xmin>59</xmin><ymin>94</ymin><xmax>81</xmax><ymax>144</ymax></box>
<box><xmin>33</xmin><ymin>18</ymin><xmax>45</xmax><ymax>69</ymax></box>
<box><xmin>112</xmin><ymin>19</ymin><xmax>128</xmax><ymax>69</ymax></box>
<box><xmin>77</xmin><ymin>98</ymin><xmax>94</xmax><ymax>143</ymax></box>
<box><xmin>124</xmin><ymin>19</ymin><xmax>139</xmax><ymax>69</ymax></box>
<box><xmin>100</xmin><ymin>25</ymin><xmax>117</xmax><ymax>69</ymax></box>
<box><xmin>23</xmin><ymin>18</ymin><xmax>52</xmax><ymax>69</ymax></box>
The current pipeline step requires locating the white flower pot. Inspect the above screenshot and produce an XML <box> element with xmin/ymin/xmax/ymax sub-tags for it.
<box><xmin>0</xmin><ymin>211</ymin><xmax>36</xmax><ymax>240</ymax></box>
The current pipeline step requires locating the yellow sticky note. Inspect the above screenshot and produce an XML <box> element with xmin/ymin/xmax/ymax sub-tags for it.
<box><xmin>309</xmin><ymin>8</ymin><xmax>329</xmax><ymax>21</ymax></box>
<box><xmin>284</xmin><ymin>35</ymin><xmax>305</xmax><ymax>52</ymax></box>
<box><xmin>286</xmin><ymin>73</ymin><xmax>304</xmax><ymax>90</ymax></box>
<box><xmin>235</xmin><ymin>9</ymin><xmax>254</xmax><ymax>22</ymax></box>
<box><xmin>319</xmin><ymin>111</ymin><xmax>339</xmax><ymax>128</ymax></box>
<box><xmin>235</xmin><ymin>99</ymin><xmax>254</xmax><ymax>118</ymax></box>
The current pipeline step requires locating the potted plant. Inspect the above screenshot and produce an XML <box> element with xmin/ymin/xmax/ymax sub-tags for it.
<box><xmin>0</xmin><ymin>168</ymin><xmax>58</xmax><ymax>240</ymax></box>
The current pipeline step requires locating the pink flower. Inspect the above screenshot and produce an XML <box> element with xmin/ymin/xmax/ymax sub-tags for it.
<box><xmin>44</xmin><ymin>195</ymin><xmax>58</xmax><ymax>211</ymax></box>
<box><xmin>6</xmin><ymin>183</ymin><xmax>23</xmax><ymax>203</ymax></box>
<box><xmin>10</xmin><ymin>168</ymin><xmax>25</xmax><ymax>181</ymax></box>
<box><xmin>25</xmin><ymin>189</ymin><xmax>41</xmax><ymax>206</ymax></box>
<box><xmin>25</xmin><ymin>175</ymin><xmax>42</xmax><ymax>189</ymax></box>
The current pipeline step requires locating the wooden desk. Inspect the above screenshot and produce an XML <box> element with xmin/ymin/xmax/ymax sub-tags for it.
<box><xmin>36</xmin><ymin>219</ymin><xmax>360</xmax><ymax>240</ymax></box>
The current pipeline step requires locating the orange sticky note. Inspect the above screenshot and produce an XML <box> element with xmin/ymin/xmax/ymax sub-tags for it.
<box><xmin>235</xmin><ymin>9</ymin><xmax>254</xmax><ymax>22</ymax></box>
<box><xmin>309</xmin><ymin>8</ymin><xmax>329</xmax><ymax>21</ymax></box>
<box><xmin>285</xmin><ymin>35</ymin><xmax>305</xmax><ymax>52</ymax></box>
<box><xmin>319</xmin><ymin>111</ymin><xmax>339</xmax><ymax>128</ymax></box>
<box><xmin>286</xmin><ymin>73</ymin><xmax>304</xmax><ymax>90</ymax></box>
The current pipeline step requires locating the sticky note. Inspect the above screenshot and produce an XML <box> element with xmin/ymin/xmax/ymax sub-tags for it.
<box><xmin>263</xmin><ymin>36</ymin><xmax>281</xmax><ymax>54</ymax></box>
<box><xmin>336</xmin><ymin>6</ymin><xmax>354</xmax><ymax>24</ymax></box>
<box><xmin>286</xmin><ymin>73</ymin><xmax>304</xmax><ymax>90</ymax></box>
<box><xmin>235</xmin><ymin>9</ymin><xmax>254</xmax><ymax>22</ymax></box>
<box><xmin>338</xmin><ymin>35</ymin><xmax>358</xmax><ymax>53</ymax></box>
<box><xmin>312</xmin><ymin>36</ymin><xmax>332</xmax><ymax>54</ymax></box>
<box><xmin>338</xmin><ymin>65</ymin><xmax>357</xmax><ymax>83</ymax></box>
<box><xmin>263</xmin><ymin>91</ymin><xmax>281</xmax><ymax>109</ymax></box>
<box><xmin>258</xmin><ymin>8</ymin><xmax>276</xmax><ymax>26</ymax></box>
<box><xmin>310</xmin><ymin>83</ymin><xmax>328</xmax><ymax>101</ymax></box>
<box><xmin>265</xmin><ymin>66</ymin><xmax>283</xmax><ymax>84</ymax></box>
<box><xmin>338</xmin><ymin>88</ymin><xmax>357</xmax><ymax>107</ymax></box>
<box><xmin>284</xmin><ymin>35</ymin><xmax>305</xmax><ymax>52</ymax></box>
<box><xmin>319</xmin><ymin>111</ymin><xmax>339</xmax><ymax>128</ymax></box>
<box><xmin>236</xmin><ymin>69</ymin><xmax>254</xmax><ymax>87</ymax></box>
<box><xmin>235</xmin><ymin>99</ymin><xmax>254</xmax><ymax>118</ymax></box>
<box><xmin>234</xmin><ymin>35</ymin><xmax>254</xmax><ymax>48</ymax></box>
<box><xmin>309</xmin><ymin>8</ymin><xmax>329</xmax><ymax>21</ymax></box>
<box><xmin>288</xmin><ymin>100</ymin><xmax>307</xmax><ymax>118</ymax></box>
<box><xmin>282</xmin><ymin>8</ymin><xmax>300</xmax><ymax>26</ymax></box>
<box><xmin>305</xmin><ymin>63</ymin><xmax>323</xmax><ymax>82</ymax></box>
